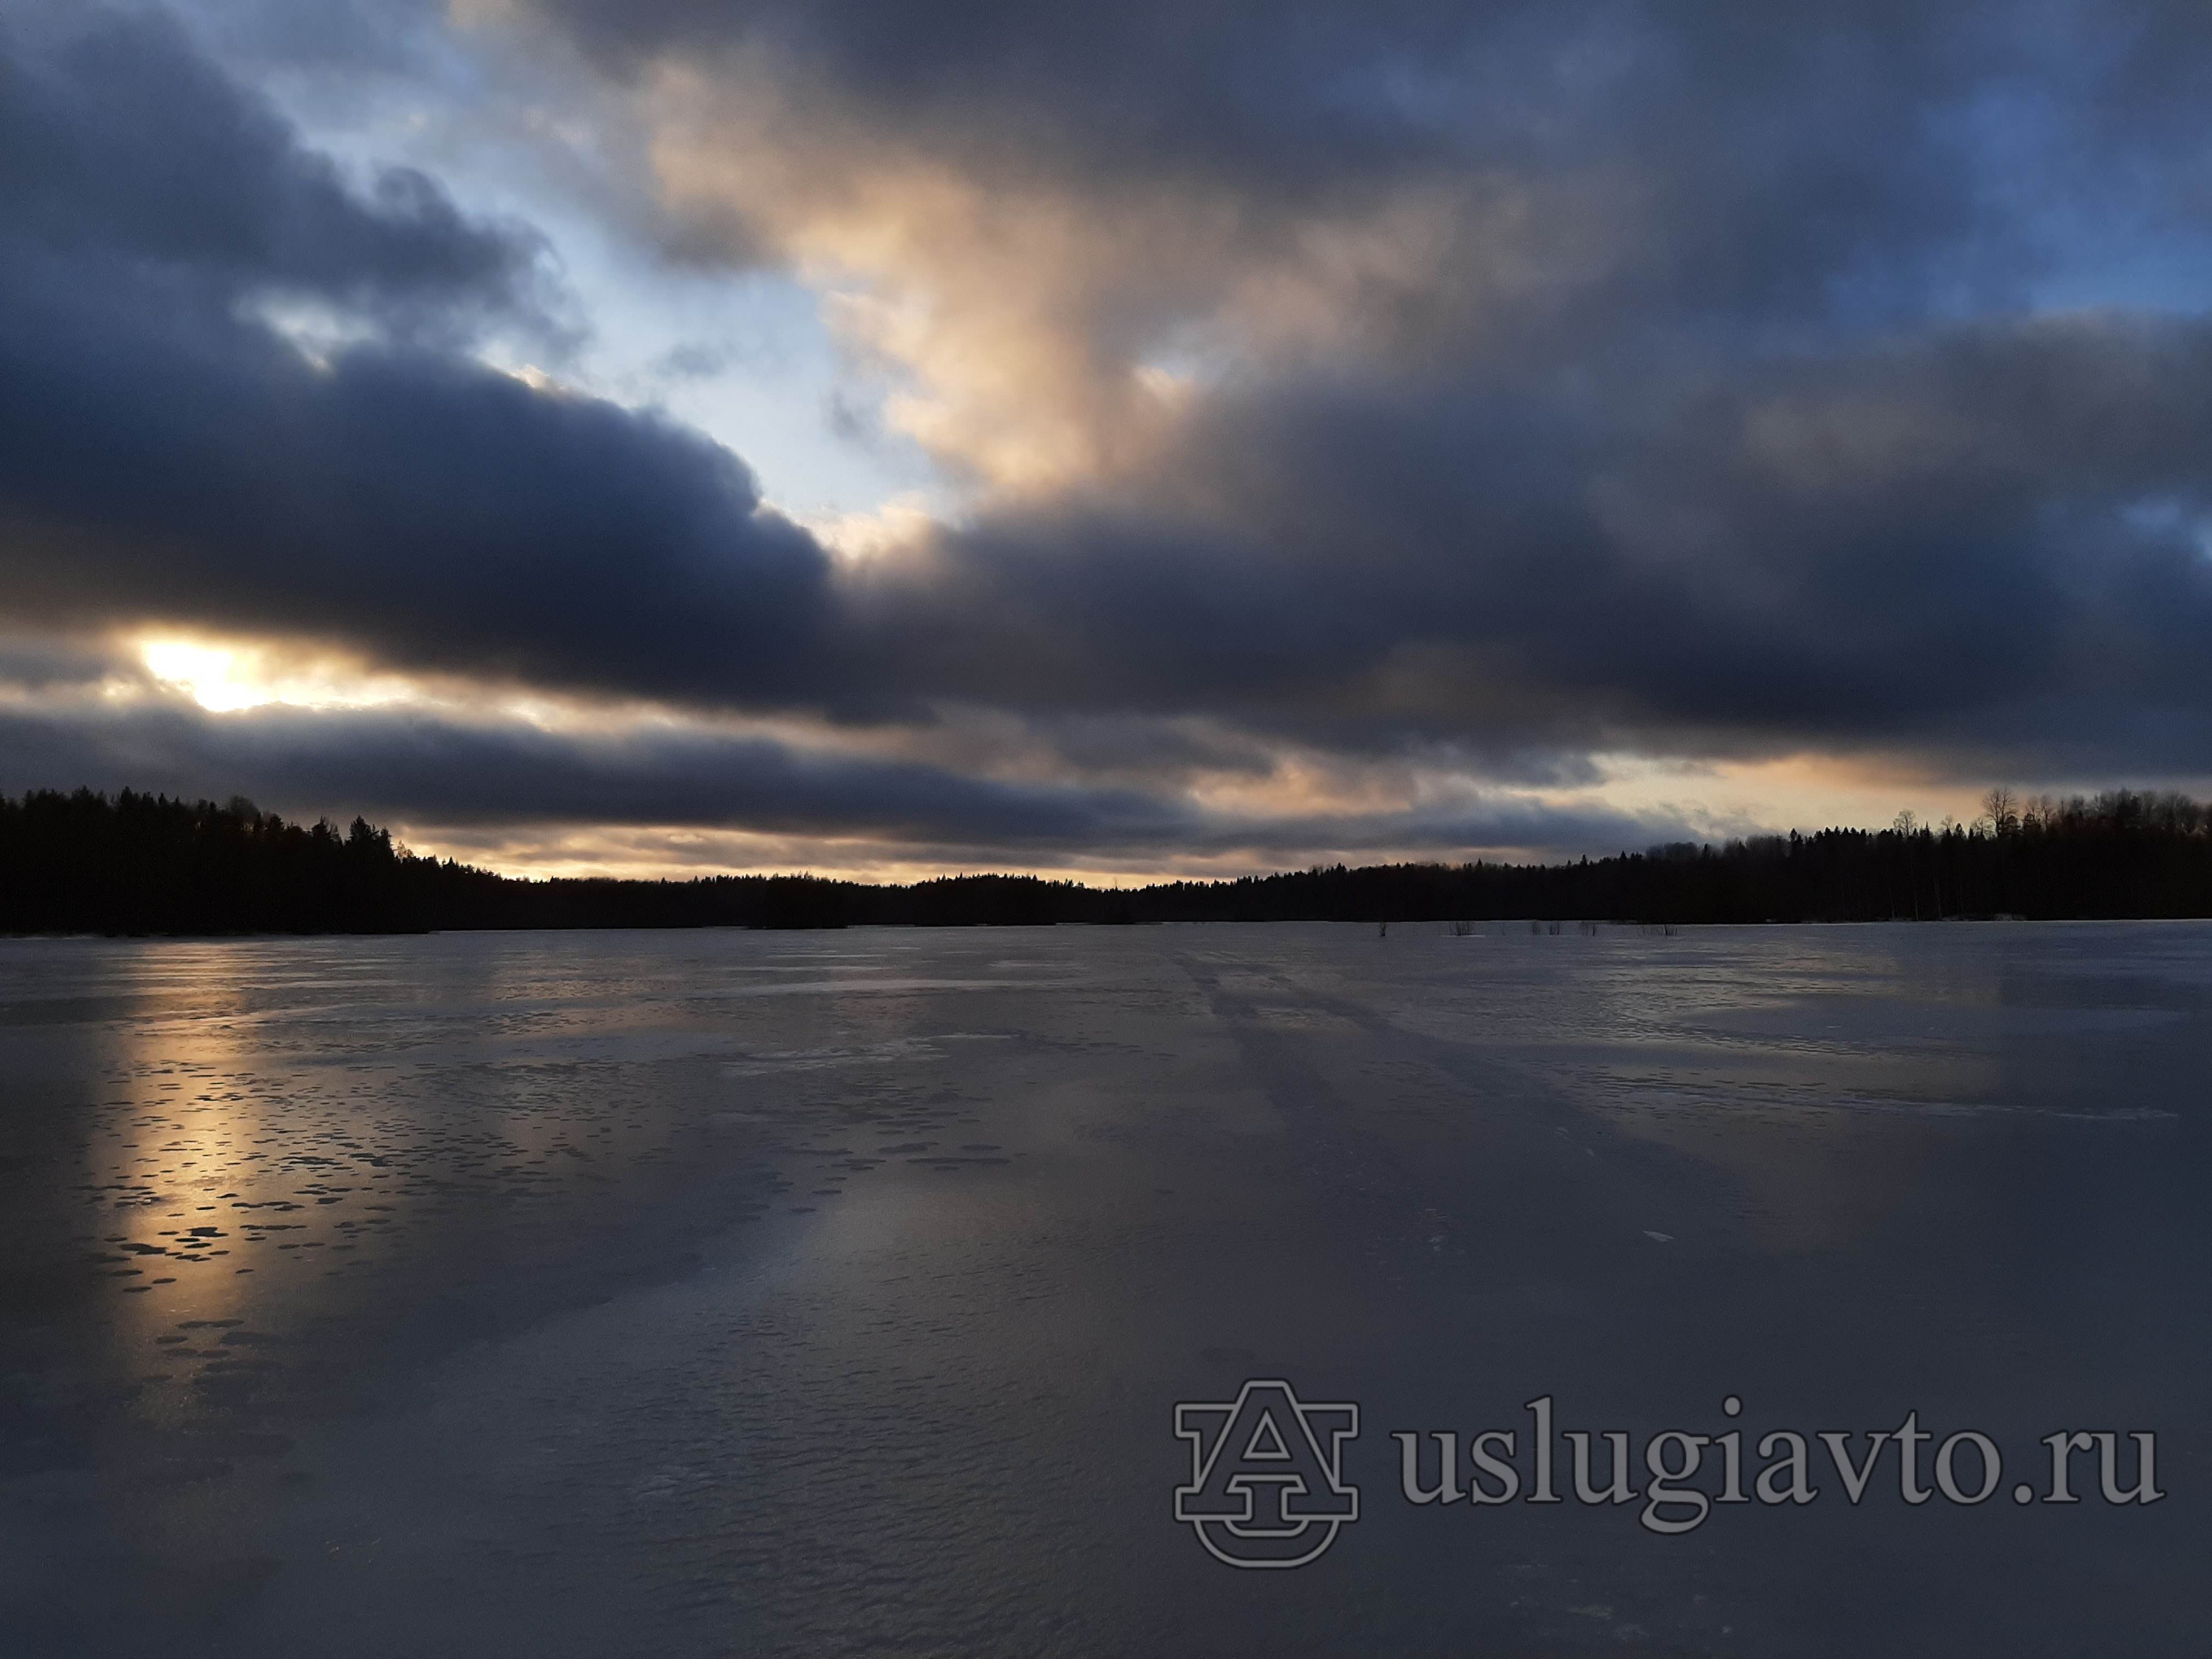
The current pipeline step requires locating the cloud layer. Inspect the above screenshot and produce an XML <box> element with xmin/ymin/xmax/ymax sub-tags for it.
<box><xmin>3</xmin><ymin>3</ymin><xmax>2211</xmax><ymax>871</ymax></box>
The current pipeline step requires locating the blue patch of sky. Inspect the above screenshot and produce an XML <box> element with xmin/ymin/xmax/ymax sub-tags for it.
<box><xmin>173</xmin><ymin>0</ymin><xmax>949</xmax><ymax>522</ymax></box>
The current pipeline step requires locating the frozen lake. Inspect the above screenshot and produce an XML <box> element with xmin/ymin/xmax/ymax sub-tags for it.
<box><xmin>2</xmin><ymin>921</ymin><xmax>2205</xmax><ymax>1655</ymax></box>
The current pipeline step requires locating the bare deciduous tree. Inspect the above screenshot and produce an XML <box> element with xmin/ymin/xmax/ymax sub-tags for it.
<box><xmin>1983</xmin><ymin>787</ymin><xmax>2020</xmax><ymax>837</ymax></box>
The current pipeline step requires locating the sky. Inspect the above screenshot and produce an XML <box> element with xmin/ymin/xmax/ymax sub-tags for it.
<box><xmin>3</xmin><ymin>0</ymin><xmax>2210</xmax><ymax>881</ymax></box>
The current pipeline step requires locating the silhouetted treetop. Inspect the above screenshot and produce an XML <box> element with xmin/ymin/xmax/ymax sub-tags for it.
<box><xmin>3</xmin><ymin>786</ymin><xmax>2208</xmax><ymax>935</ymax></box>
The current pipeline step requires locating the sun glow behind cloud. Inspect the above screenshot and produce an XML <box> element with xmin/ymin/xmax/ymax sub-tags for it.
<box><xmin>137</xmin><ymin>637</ymin><xmax>417</xmax><ymax>714</ymax></box>
<box><xmin>139</xmin><ymin>639</ymin><xmax>277</xmax><ymax>712</ymax></box>
<box><xmin>129</xmin><ymin>635</ymin><xmax>740</xmax><ymax>738</ymax></box>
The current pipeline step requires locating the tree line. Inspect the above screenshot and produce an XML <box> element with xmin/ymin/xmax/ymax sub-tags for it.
<box><xmin>2</xmin><ymin>785</ymin><xmax>2209</xmax><ymax>935</ymax></box>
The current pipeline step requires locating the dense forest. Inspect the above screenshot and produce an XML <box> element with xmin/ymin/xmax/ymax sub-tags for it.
<box><xmin>3</xmin><ymin>786</ymin><xmax>2209</xmax><ymax>935</ymax></box>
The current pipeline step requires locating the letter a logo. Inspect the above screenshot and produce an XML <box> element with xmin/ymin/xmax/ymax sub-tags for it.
<box><xmin>1174</xmin><ymin>1379</ymin><xmax>1359</xmax><ymax>1567</ymax></box>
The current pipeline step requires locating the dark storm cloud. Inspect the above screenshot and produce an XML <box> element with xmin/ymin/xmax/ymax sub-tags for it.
<box><xmin>0</xmin><ymin>5</ymin><xmax>537</xmax><ymax>317</ymax></box>
<box><xmin>532</xmin><ymin>0</ymin><xmax>1491</xmax><ymax>190</ymax></box>
<box><xmin>0</xmin><ymin>634</ymin><xmax>120</xmax><ymax>693</ymax></box>
<box><xmin>884</xmin><ymin>315</ymin><xmax>2212</xmax><ymax>770</ymax></box>
<box><xmin>4</xmin><ymin>699</ymin><xmax>1183</xmax><ymax>844</ymax></box>
<box><xmin>0</xmin><ymin>9</ymin><xmax>854</xmax><ymax>711</ymax></box>
<box><xmin>0</xmin><ymin>697</ymin><xmax>1692</xmax><ymax>860</ymax></box>
<box><xmin>523</xmin><ymin>0</ymin><xmax>2211</xmax><ymax>329</ymax></box>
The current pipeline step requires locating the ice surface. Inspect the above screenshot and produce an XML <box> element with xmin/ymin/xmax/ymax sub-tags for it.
<box><xmin>1</xmin><ymin>921</ymin><xmax>2205</xmax><ymax>1654</ymax></box>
